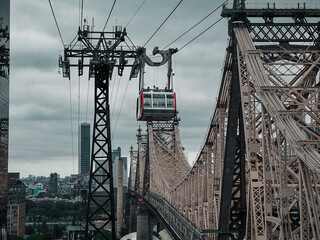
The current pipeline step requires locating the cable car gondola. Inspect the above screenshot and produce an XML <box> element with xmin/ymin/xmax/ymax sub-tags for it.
<box><xmin>136</xmin><ymin>89</ymin><xmax>176</xmax><ymax>121</ymax></box>
<box><xmin>131</xmin><ymin>47</ymin><xmax>178</xmax><ymax>122</ymax></box>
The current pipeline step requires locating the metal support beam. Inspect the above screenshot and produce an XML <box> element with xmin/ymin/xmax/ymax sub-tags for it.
<box><xmin>218</xmin><ymin>35</ymin><xmax>246</xmax><ymax>240</ymax></box>
<box><xmin>85</xmin><ymin>63</ymin><xmax>116</xmax><ymax>239</ymax></box>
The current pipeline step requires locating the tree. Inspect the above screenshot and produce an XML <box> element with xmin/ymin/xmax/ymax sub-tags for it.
<box><xmin>42</xmin><ymin>232</ymin><xmax>53</xmax><ymax>240</ymax></box>
<box><xmin>56</xmin><ymin>201</ymin><xmax>65</xmax><ymax>212</ymax></box>
<box><xmin>7</xmin><ymin>236</ymin><xmax>24</xmax><ymax>240</ymax></box>
<box><xmin>47</xmin><ymin>207</ymin><xmax>60</xmax><ymax>219</ymax></box>
<box><xmin>25</xmin><ymin>200</ymin><xmax>37</xmax><ymax>214</ymax></box>
<box><xmin>25</xmin><ymin>225</ymin><xmax>35</xmax><ymax>235</ymax></box>
<box><xmin>39</xmin><ymin>221</ymin><xmax>49</xmax><ymax>234</ymax></box>
<box><xmin>26</xmin><ymin>234</ymin><xmax>42</xmax><ymax>240</ymax></box>
<box><xmin>53</xmin><ymin>225</ymin><xmax>63</xmax><ymax>239</ymax></box>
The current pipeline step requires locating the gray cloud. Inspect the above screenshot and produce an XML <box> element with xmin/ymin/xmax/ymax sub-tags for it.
<box><xmin>8</xmin><ymin>0</ymin><xmax>314</xmax><ymax>177</ymax></box>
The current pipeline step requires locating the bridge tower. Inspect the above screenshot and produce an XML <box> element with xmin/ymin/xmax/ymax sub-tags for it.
<box><xmin>128</xmin><ymin>1</ymin><xmax>320</xmax><ymax>240</ymax></box>
<box><xmin>218</xmin><ymin>0</ymin><xmax>320</xmax><ymax>239</ymax></box>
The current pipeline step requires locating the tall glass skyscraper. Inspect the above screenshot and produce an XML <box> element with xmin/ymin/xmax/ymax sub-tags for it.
<box><xmin>78</xmin><ymin>123</ymin><xmax>91</xmax><ymax>175</ymax></box>
<box><xmin>0</xmin><ymin>0</ymin><xmax>9</xmax><ymax>238</ymax></box>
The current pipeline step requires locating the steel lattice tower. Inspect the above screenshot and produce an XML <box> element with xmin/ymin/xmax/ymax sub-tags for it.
<box><xmin>60</xmin><ymin>26</ymin><xmax>136</xmax><ymax>239</ymax></box>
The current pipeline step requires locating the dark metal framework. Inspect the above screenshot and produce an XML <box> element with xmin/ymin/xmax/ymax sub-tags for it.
<box><xmin>218</xmin><ymin>0</ymin><xmax>320</xmax><ymax>239</ymax></box>
<box><xmin>142</xmin><ymin>123</ymin><xmax>151</xmax><ymax>196</ymax></box>
<box><xmin>135</xmin><ymin>127</ymin><xmax>147</xmax><ymax>194</ymax></box>
<box><xmin>218</xmin><ymin>35</ymin><xmax>247</xmax><ymax>240</ymax></box>
<box><xmin>60</xmin><ymin>27</ymin><xmax>136</xmax><ymax>239</ymax></box>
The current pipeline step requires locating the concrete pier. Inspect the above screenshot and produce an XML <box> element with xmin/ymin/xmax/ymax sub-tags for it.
<box><xmin>136</xmin><ymin>204</ymin><xmax>149</xmax><ymax>240</ymax></box>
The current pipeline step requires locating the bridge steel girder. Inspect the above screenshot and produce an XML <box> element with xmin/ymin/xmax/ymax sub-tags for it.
<box><xmin>126</xmin><ymin>3</ymin><xmax>320</xmax><ymax>240</ymax></box>
<box><xmin>235</xmin><ymin>25</ymin><xmax>320</xmax><ymax>239</ymax></box>
<box><xmin>218</xmin><ymin>34</ymin><xmax>247</xmax><ymax>240</ymax></box>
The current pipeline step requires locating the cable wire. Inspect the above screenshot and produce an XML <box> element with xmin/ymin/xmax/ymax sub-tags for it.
<box><xmin>81</xmin><ymin>0</ymin><xmax>84</xmax><ymax>29</ymax></box>
<box><xmin>163</xmin><ymin>0</ymin><xmax>227</xmax><ymax>49</ymax></box>
<box><xmin>48</xmin><ymin>0</ymin><xmax>65</xmax><ymax>47</ymax></box>
<box><xmin>143</xmin><ymin>0</ymin><xmax>183</xmax><ymax>47</ymax></box>
<box><xmin>110</xmin><ymin>75</ymin><xmax>117</xmax><ymax>107</ymax></box>
<box><xmin>68</xmin><ymin>80</ymin><xmax>75</xmax><ymax>173</ymax></box>
<box><xmin>86</xmin><ymin>79</ymin><xmax>90</xmax><ymax>123</ymax></box>
<box><xmin>78</xmin><ymin>76</ymin><xmax>81</xmax><ymax>129</ymax></box>
<box><xmin>79</xmin><ymin>0</ymin><xmax>81</xmax><ymax>27</ymax></box>
<box><xmin>125</xmin><ymin>0</ymin><xmax>147</xmax><ymax>28</ymax></box>
<box><xmin>112</xmin><ymin>79</ymin><xmax>130</xmax><ymax>140</ymax></box>
<box><xmin>179</xmin><ymin>17</ymin><xmax>223</xmax><ymax>51</ymax></box>
<box><xmin>111</xmin><ymin>76</ymin><xmax>122</xmax><ymax>121</ymax></box>
<box><xmin>102</xmin><ymin>0</ymin><xmax>117</xmax><ymax>32</ymax></box>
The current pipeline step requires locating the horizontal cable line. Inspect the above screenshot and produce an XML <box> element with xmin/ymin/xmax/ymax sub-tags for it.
<box><xmin>163</xmin><ymin>0</ymin><xmax>227</xmax><ymax>49</ymax></box>
<box><xmin>126</xmin><ymin>0</ymin><xmax>147</xmax><ymax>28</ymax></box>
<box><xmin>48</xmin><ymin>0</ymin><xmax>65</xmax><ymax>47</ymax></box>
<box><xmin>179</xmin><ymin>17</ymin><xmax>223</xmax><ymax>51</ymax></box>
<box><xmin>102</xmin><ymin>0</ymin><xmax>117</xmax><ymax>32</ymax></box>
<box><xmin>143</xmin><ymin>0</ymin><xmax>183</xmax><ymax>47</ymax></box>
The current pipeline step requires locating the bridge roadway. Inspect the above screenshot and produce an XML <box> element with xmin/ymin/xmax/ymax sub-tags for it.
<box><xmin>128</xmin><ymin>3</ymin><xmax>320</xmax><ymax>240</ymax></box>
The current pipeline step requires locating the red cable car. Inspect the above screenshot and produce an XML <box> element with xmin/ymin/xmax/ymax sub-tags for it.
<box><xmin>136</xmin><ymin>90</ymin><xmax>177</xmax><ymax>121</ymax></box>
<box><xmin>131</xmin><ymin>47</ymin><xmax>178</xmax><ymax>122</ymax></box>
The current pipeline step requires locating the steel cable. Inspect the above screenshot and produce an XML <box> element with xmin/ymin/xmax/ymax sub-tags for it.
<box><xmin>126</xmin><ymin>0</ymin><xmax>147</xmax><ymax>28</ymax></box>
<box><xmin>143</xmin><ymin>0</ymin><xmax>183</xmax><ymax>47</ymax></box>
<box><xmin>163</xmin><ymin>0</ymin><xmax>227</xmax><ymax>49</ymax></box>
<box><xmin>112</xmin><ymin>79</ymin><xmax>130</xmax><ymax>140</ymax></box>
<box><xmin>80</xmin><ymin>0</ymin><xmax>84</xmax><ymax>29</ymax></box>
<box><xmin>78</xmin><ymin>76</ymin><xmax>81</xmax><ymax>130</ymax></box>
<box><xmin>179</xmin><ymin>17</ymin><xmax>223</xmax><ymax>51</ymax></box>
<box><xmin>68</xmin><ymin>80</ymin><xmax>75</xmax><ymax>173</ymax></box>
<box><xmin>102</xmin><ymin>0</ymin><xmax>117</xmax><ymax>32</ymax></box>
<box><xmin>85</xmin><ymin>80</ymin><xmax>90</xmax><ymax>123</ymax></box>
<box><xmin>48</xmin><ymin>0</ymin><xmax>65</xmax><ymax>47</ymax></box>
<box><xmin>111</xmin><ymin>76</ymin><xmax>122</xmax><ymax>122</ymax></box>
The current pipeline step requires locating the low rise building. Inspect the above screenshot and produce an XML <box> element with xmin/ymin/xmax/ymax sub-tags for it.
<box><xmin>7</xmin><ymin>173</ymin><xmax>26</xmax><ymax>238</ymax></box>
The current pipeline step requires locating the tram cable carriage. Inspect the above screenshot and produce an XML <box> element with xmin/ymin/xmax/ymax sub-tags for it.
<box><xmin>132</xmin><ymin>47</ymin><xmax>178</xmax><ymax>121</ymax></box>
<box><xmin>136</xmin><ymin>89</ymin><xmax>177</xmax><ymax>121</ymax></box>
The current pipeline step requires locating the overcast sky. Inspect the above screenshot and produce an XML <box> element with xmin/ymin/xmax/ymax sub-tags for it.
<box><xmin>7</xmin><ymin>0</ymin><xmax>320</xmax><ymax>177</ymax></box>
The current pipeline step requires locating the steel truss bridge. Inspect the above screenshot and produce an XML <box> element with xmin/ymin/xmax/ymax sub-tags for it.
<box><xmin>128</xmin><ymin>2</ymin><xmax>320</xmax><ymax>240</ymax></box>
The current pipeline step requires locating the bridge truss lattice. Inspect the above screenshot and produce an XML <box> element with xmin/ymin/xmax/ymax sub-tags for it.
<box><xmin>129</xmin><ymin>2</ymin><xmax>320</xmax><ymax>240</ymax></box>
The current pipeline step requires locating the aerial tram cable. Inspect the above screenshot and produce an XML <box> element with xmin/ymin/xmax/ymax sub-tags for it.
<box><xmin>110</xmin><ymin>74</ymin><xmax>121</xmax><ymax>119</ymax></box>
<box><xmin>68</xmin><ymin>80</ymin><xmax>75</xmax><ymax>173</ymax></box>
<box><xmin>78</xmin><ymin>0</ymin><xmax>81</xmax><ymax>27</ymax></box>
<box><xmin>111</xmin><ymin>76</ymin><xmax>122</xmax><ymax>122</ymax></box>
<box><xmin>80</xmin><ymin>0</ymin><xmax>84</xmax><ymax>29</ymax></box>
<box><xmin>48</xmin><ymin>0</ymin><xmax>65</xmax><ymax>47</ymax></box>
<box><xmin>110</xmin><ymin>73</ymin><xmax>117</xmax><ymax>107</ymax></box>
<box><xmin>143</xmin><ymin>0</ymin><xmax>183</xmax><ymax>47</ymax></box>
<box><xmin>125</xmin><ymin>0</ymin><xmax>147</xmax><ymax>28</ymax></box>
<box><xmin>102</xmin><ymin>0</ymin><xmax>117</xmax><ymax>31</ymax></box>
<box><xmin>179</xmin><ymin>17</ymin><xmax>223</xmax><ymax>51</ymax></box>
<box><xmin>112</xmin><ymin>79</ymin><xmax>130</xmax><ymax>140</ymax></box>
<box><xmin>85</xmin><ymin>79</ymin><xmax>90</xmax><ymax>123</ymax></box>
<box><xmin>163</xmin><ymin>0</ymin><xmax>228</xmax><ymax>49</ymax></box>
<box><xmin>78</xmin><ymin>76</ymin><xmax>81</xmax><ymax>129</ymax></box>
